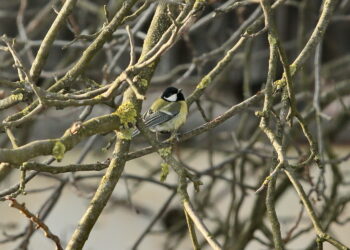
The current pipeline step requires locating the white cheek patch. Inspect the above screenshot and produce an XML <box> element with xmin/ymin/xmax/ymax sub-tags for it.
<box><xmin>164</xmin><ymin>94</ymin><xmax>177</xmax><ymax>102</ymax></box>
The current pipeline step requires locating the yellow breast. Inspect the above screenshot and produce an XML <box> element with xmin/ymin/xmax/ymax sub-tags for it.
<box><xmin>173</xmin><ymin>101</ymin><xmax>188</xmax><ymax>130</ymax></box>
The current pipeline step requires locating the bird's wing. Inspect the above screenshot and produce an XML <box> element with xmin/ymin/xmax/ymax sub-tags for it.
<box><xmin>144</xmin><ymin>102</ymin><xmax>181</xmax><ymax>128</ymax></box>
<box><xmin>132</xmin><ymin>102</ymin><xmax>181</xmax><ymax>137</ymax></box>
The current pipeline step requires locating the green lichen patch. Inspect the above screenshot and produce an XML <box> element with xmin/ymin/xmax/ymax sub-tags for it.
<box><xmin>268</xmin><ymin>35</ymin><xmax>278</xmax><ymax>46</ymax></box>
<box><xmin>52</xmin><ymin>141</ymin><xmax>66</xmax><ymax>162</ymax></box>
<box><xmin>116</xmin><ymin>129</ymin><xmax>133</xmax><ymax>140</ymax></box>
<box><xmin>254</xmin><ymin>111</ymin><xmax>268</xmax><ymax>118</ymax></box>
<box><xmin>21</xmin><ymin>105</ymin><xmax>32</xmax><ymax>116</ymax></box>
<box><xmin>160</xmin><ymin>162</ymin><xmax>170</xmax><ymax>182</ymax></box>
<box><xmin>139</xmin><ymin>78</ymin><xmax>148</xmax><ymax>87</ymax></box>
<box><xmin>158</xmin><ymin>147</ymin><xmax>172</xmax><ymax>157</ymax></box>
<box><xmin>11</xmin><ymin>93</ymin><xmax>24</xmax><ymax>102</ymax></box>
<box><xmin>273</xmin><ymin>78</ymin><xmax>285</xmax><ymax>90</ymax></box>
<box><xmin>115</xmin><ymin>101</ymin><xmax>137</xmax><ymax>128</ymax></box>
<box><xmin>93</xmin><ymin>95</ymin><xmax>103</xmax><ymax>101</ymax></box>
<box><xmin>132</xmin><ymin>75</ymin><xmax>148</xmax><ymax>89</ymax></box>
<box><xmin>196</xmin><ymin>75</ymin><xmax>211</xmax><ymax>90</ymax></box>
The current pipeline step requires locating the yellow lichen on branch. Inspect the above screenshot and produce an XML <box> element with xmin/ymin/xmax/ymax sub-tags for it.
<box><xmin>52</xmin><ymin>141</ymin><xmax>66</xmax><ymax>162</ymax></box>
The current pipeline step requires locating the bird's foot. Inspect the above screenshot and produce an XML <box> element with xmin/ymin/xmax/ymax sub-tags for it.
<box><xmin>169</xmin><ymin>131</ymin><xmax>180</xmax><ymax>142</ymax></box>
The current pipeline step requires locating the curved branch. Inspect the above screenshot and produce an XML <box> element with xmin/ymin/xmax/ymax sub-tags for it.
<box><xmin>29</xmin><ymin>0</ymin><xmax>78</xmax><ymax>82</ymax></box>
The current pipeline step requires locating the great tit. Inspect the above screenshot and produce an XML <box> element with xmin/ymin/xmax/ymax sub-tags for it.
<box><xmin>133</xmin><ymin>87</ymin><xmax>188</xmax><ymax>137</ymax></box>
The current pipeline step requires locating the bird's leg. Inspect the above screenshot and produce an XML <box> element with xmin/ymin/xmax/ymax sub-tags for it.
<box><xmin>169</xmin><ymin>130</ymin><xmax>180</xmax><ymax>142</ymax></box>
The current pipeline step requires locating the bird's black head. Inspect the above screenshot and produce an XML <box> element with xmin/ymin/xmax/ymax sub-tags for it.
<box><xmin>161</xmin><ymin>87</ymin><xmax>185</xmax><ymax>102</ymax></box>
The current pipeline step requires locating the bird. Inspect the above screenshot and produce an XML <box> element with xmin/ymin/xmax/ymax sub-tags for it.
<box><xmin>132</xmin><ymin>86</ymin><xmax>188</xmax><ymax>139</ymax></box>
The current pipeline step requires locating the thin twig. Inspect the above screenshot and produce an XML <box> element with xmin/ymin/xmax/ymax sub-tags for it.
<box><xmin>126</xmin><ymin>25</ymin><xmax>136</xmax><ymax>67</ymax></box>
<box><xmin>5</xmin><ymin>196</ymin><xmax>63</xmax><ymax>250</ymax></box>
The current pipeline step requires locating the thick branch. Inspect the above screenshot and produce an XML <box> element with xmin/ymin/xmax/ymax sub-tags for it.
<box><xmin>0</xmin><ymin>113</ymin><xmax>122</xmax><ymax>164</ymax></box>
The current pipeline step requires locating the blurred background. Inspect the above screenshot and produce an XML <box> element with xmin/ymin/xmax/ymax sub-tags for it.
<box><xmin>1</xmin><ymin>0</ymin><xmax>350</xmax><ymax>249</ymax></box>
